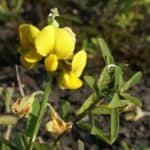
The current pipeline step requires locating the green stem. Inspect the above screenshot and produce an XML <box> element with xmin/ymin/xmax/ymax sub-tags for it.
<box><xmin>28</xmin><ymin>72</ymin><xmax>52</xmax><ymax>150</ymax></box>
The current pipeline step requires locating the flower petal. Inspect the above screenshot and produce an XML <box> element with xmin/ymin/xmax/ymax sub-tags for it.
<box><xmin>44</xmin><ymin>54</ymin><xmax>58</xmax><ymax>71</ymax></box>
<box><xmin>24</xmin><ymin>49</ymin><xmax>42</xmax><ymax>63</ymax></box>
<box><xmin>72</xmin><ymin>50</ymin><xmax>87</xmax><ymax>77</ymax></box>
<box><xmin>59</xmin><ymin>72</ymin><xmax>82</xmax><ymax>89</ymax></box>
<box><xmin>54</xmin><ymin>27</ymin><xmax>76</xmax><ymax>59</ymax></box>
<box><xmin>20</xmin><ymin>55</ymin><xmax>37</xmax><ymax>69</ymax></box>
<box><xmin>35</xmin><ymin>25</ymin><xmax>55</xmax><ymax>56</ymax></box>
<box><xmin>19</xmin><ymin>24</ymin><xmax>40</xmax><ymax>49</ymax></box>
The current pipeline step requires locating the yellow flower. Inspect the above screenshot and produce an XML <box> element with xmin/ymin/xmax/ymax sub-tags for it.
<box><xmin>19</xmin><ymin>24</ymin><xmax>40</xmax><ymax>49</ymax></box>
<box><xmin>35</xmin><ymin>26</ymin><xmax>76</xmax><ymax>59</ymax></box>
<box><xmin>11</xmin><ymin>95</ymin><xmax>35</xmax><ymax>118</ymax></box>
<box><xmin>54</xmin><ymin>27</ymin><xmax>76</xmax><ymax>59</ymax></box>
<box><xmin>35</xmin><ymin>25</ymin><xmax>55</xmax><ymax>56</ymax></box>
<box><xmin>20</xmin><ymin>55</ymin><xmax>37</xmax><ymax>69</ymax></box>
<box><xmin>19</xmin><ymin>24</ymin><xmax>42</xmax><ymax>64</ymax></box>
<box><xmin>19</xmin><ymin>24</ymin><xmax>76</xmax><ymax>71</ymax></box>
<box><xmin>44</xmin><ymin>54</ymin><xmax>58</xmax><ymax>71</ymax></box>
<box><xmin>59</xmin><ymin>50</ymin><xmax>87</xmax><ymax>89</ymax></box>
<box><xmin>46</xmin><ymin>111</ymin><xmax>72</xmax><ymax>135</ymax></box>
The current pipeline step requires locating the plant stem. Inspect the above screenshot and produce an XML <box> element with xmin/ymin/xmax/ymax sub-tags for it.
<box><xmin>28</xmin><ymin>72</ymin><xmax>52</xmax><ymax>150</ymax></box>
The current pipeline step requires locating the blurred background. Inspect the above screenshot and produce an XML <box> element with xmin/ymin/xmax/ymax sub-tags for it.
<box><xmin>0</xmin><ymin>0</ymin><xmax>150</xmax><ymax>149</ymax></box>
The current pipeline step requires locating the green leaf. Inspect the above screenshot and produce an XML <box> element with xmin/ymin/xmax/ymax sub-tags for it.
<box><xmin>78</xmin><ymin>122</ymin><xmax>111</xmax><ymax>144</ymax></box>
<box><xmin>120</xmin><ymin>93</ymin><xmax>142</xmax><ymax>106</ymax></box>
<box><xmin>77</xmin><ymin>93</ymin><xmax>98</xmax><ymax>115</ymax></box>
<box><xmin>91</xmin><ymin>122</ymin><xmax>111</xmax><ymax>144</ymax></box>
<box><xmin>97</xmin><ymin>67</ymin><xmax>110</xmax><ymax>91</ymax></box>
<box><xmin>25</xmin><ymin>115</ymin><xmax>37</xmax><ymax>138</ymax></box>
<box><xmin>110</xmin><ymin>108</ymin><xmax>119</xmax><ymax>144</ymax></box>
<box><xmin>114</xmin><ymin>66</ymin><xmax>123</xmax><ymax>90</ymax></box>
<box><xmin>84</xmin><ymin>75</ymin><xmax>96</xmax><ymax>90</ymax></box>
<box><xmin>97</xmin><ymin>38</ymin><xmax>115</xmax><ymax>65</ymax></box>
<box><xmin>60</xmin><ymin>100</ymin><xmax>71</xmax><ymax>121</ymax></box>
<box><xmin>108</xmin><ymin>93</ymin><xmax>120</xmax><ymax>108</ymax></box>
<box><xmin>121</xmin><ymin>72</ymin><xmax>142</xmax><ymax>91</ymax></box>
<box><xmin>26</xmin><ymin>97</ymin><xmax>40</xmax><ymax>137</ymax></box>
<box><xmin>32</xmin><ymin>96</ymin><xmax>40</xmax><ymax>116</ymax></box>
<box><xmin>91</xmin><ymin>106</ymin><xmax>110</xmax><ymax>115</ymax></box>
<box><xmin>78</xmin><ymin>140</ymin><xmax>85</xmax><ymax>150</ymax></box>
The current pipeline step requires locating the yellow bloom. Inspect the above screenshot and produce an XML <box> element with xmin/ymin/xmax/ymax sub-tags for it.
<box><xmin>20</xmin><ymin>55</ymin><xmax>37</xmax><ymax>69</ymax></box>
<box><xmin>19</xmin><ymin>24</ymin><xmax>40</xmax><ymax>49</ymax></box>
<box><xmin>35</xmin><ymin>26</ymin><xmax>76</xmax><ymax>59</ymax></box>
<box><xmin>59</xmin><ymin>50</ymin><xmax>87</xmax><ymax>89</ymax></box>
<box><xmin>46</xmin><ymin>112</ymin><xmax>72</xmax><ymax>135</ymax></box>
<box><xmin>44</xmin><ymin>54</ymin><xmax>58</xmax><ymax>71</ymax></box>
<box><xmin>35</xmin><ymin>25</ymin><xmax>55</xmax><ymax>56</ymax></box>
<box><xmin>24</xmin><ymin>48</ymin><xmax>42</xmax><ymax>63</ymax></box>
<box><xmin>11</xmin><ymin>95</ymin><xmax>35</xmax><ymax>118</ymax></box>
<box><xmin>19</xmin><ymin>24</ymin><xmax>42</xmax><ymax>64</ymax></box>
<box><xmin>19</xmin><ymin>23</ymin><xmax>77</xmax><ymax>74</ymax></box>
<box><xmin>54</xmin><ymin>27</ymin><xmax>76</xmax><ymax>59</ymax></box>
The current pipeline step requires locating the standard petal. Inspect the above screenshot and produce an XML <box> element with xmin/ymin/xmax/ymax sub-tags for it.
<box><xmin>72</xmin><ymin>50</ymin><xmax>87</xmax><ymax>77</ymax></box>
<box><xmin>19</xmin><ymin>24</ymin><xmax>40</xmax><ymax>48</ymax></box>
<box><xmin>35</xmin><ymin>25</ymin><xmax>55</xmax><ymax>56</ymax></box>
<box><xmin>44</xmin><ymin>54</ymin><xmax>58</xmax><ymax>71</ymax></box>
<box><xmin>54</xmin><ymin>27</ymin><xmax>76</xmax><ymax>59</ymax></box>
<box><xmin>24</xmin><ymin>49</ymin><xmax>42</xmax><ymax>63</ymax></box>
<box><xmin>59</xmin><ymin>72</ymin><xmax>82</xmax><ymax>89</ymax></box>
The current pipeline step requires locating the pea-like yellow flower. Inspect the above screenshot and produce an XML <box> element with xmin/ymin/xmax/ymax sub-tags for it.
<box><xmin>59</xmin><ymin>50</ymin><xmax>87</xmax><ymax>89</ymax></box>
<box><xmin>46</xmin><ymin>111</ymin><xmax>72</xmax><ymax>135</ymax></box>
<box><xmin>19</xmin><ymin>24</ymin><xmax>76</xmax><ymax>71</ymax></box>
<box><xmin>11</xmin><ymin>92</ymin><xmax>42</xmax><ymax>118</ymax></box>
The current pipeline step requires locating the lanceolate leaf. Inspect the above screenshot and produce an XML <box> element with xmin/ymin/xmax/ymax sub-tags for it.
<box><xmin>97</xmin><ymin>38</ymin><xmax>115</xmax><ymax>65</ymax></box>
<box><xmin>110</xmin><ymin>108</ymin><xmax>119</xmax><ymax>144</ymax></box>
<box><xmin>120</xmin><ymin>93</ymin><xmax>142</xmax><ymax>106</ymax></box>
<box><xmin>77</xmin><ymin>93</ymin><xmax>98</xmax><ymax>115</ymax></box>
<box><xmin>91</xmin><ymin>105</ymin><xmax>110</xmax><ymax>115</ymax></box>
<box><xmin>78</xmin><ymin>122</ymin><xmax>111</xmax><ymax>144</ymax></box>
<box><xmin>84</xmin><ymin>75</ymin><xmax>96</xmax><ymax>90</ymax></box>
<box><xmin>90</xmin><ymin>121</ymin><xmax>111</xmax><ymax>144</ymax></box>
<box><xmin>114</xmin><ymin>66</ymin><xmax>123</xmax><ymax>90</ymax></box>
<box><xmin>97</xmin><ymin>67</ymin><xmax>110</xmax><ymax>91</ymax></box>
<box><xmin>108</xmin><ymin>93</ymin><xmax>120</xmax><ymax>108</ymax></box>
<box><xmin>60</xmin><ymin>100</ymin><xmax>71</xmax><ymax>121</ymax></box>
<box><xmin>121</xmin><ymin>72</ymin><xmax>142</xmax><ymax>91</ymax></box>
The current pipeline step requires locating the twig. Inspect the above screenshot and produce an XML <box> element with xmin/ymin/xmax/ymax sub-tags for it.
<box><xmin>15</xmin><ymin>65</ymin><xmax>25</xmax><ymax>97</ymax></box>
